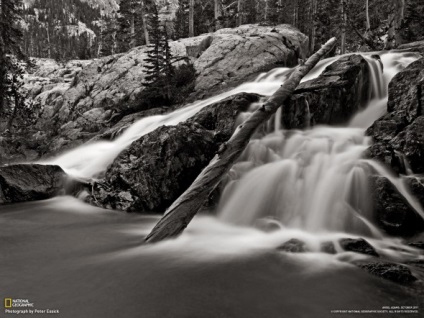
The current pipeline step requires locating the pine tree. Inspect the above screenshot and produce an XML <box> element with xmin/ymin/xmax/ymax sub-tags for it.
<box><xmin>144</xmin><ymin>5</ymin><xmax>164</xmax><ymax>86</ymax></box>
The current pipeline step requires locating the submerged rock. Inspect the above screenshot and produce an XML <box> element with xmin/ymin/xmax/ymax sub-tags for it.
<box><xmin>89</xmin><ymin>93</ymin><xmax>260</xmax><ymax>212</ymax></box>
<box><xmin>0</xmin><ymin>164</ymin><xmax>66</xmax><ymax>204</ymax></box>
<box><xmin>357</xmin><ymin>262</ymin><xmax>417</xmax><ymax>284</ymax></box>
<box><xmin>282</xmin><ymin>54</ymin><xmax>370</xmax><ymax>129</ymax></box>
<box><xmin>339</xmin><ymin>238</ymin><xmax>379</xmax><ymax>257</ymax></box>
<box><xmin>277</xmin><ymin>239</ymin><xmax>309</xmax><ymax>253</ymax></box>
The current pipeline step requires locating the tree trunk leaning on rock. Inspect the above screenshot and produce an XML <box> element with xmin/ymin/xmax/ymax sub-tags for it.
<box><xmin>144</xmin><ymin>37</ymin><xmax>337</xmax><ymax>244</ymax></box>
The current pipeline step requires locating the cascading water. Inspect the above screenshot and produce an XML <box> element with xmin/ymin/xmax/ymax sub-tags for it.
<box><xmin>218</xmin><ymin>51</ymin><xmax>424</xmax><ymax>239</ymax></box>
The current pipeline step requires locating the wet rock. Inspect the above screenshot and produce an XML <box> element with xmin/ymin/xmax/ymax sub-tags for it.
<box><xmin>90</xmin><ymin>122</ymin><xmax>217</xmax><ymax>212</ymax></box>
<box><xmin>321</xmin><ymin>241</ymin><xmax>337</xmax><ymax>254</ymax></box>
<box><xmin>339</xmin><ymin>238</ymin><xmax>379</xmax><ymax>257</ymax></box>
<box><xmin>366</xmin><ymin>58</ymin><xmax>424</xmax><ymax>175</ymax></box>
<box><xmin>89</xmin><ymin>93</ymin><xmax>259</xmax><ymax>212</ymax></box>
<box><xmin>0</xmin><ymin>164</ymin><xmax>66</xmax><ymax>204</ymax></box>
<box><xmin>357</xmin><ymin>262</ymin><xmax>417</xmax><ymax>284</ymax></box>
<box><xmin>278</xmin><ymin>239</ymin><xmax>309</xmax><ymax>253</ymax></box>
<box><xmin>370</xmin><ymin>176</ymin><xmax>424</xmax><ymax>236</ymax></box>
<box><xmin>282</xmin><ymin>54</ymin><xmax>370</xmax><ymax>129</ymax></box>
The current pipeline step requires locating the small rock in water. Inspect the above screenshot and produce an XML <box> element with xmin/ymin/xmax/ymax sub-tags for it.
<box><xmin>0</xmin><ymin>164</ymin><xmax>67</xmax><ymax>204</ymax></box>
<box><xmin>357</xmin><ymin>262</ymin><xmax>417</xmax><ymax>284</ymax></box>
<box><xmin>339</xmin><ymin>238</ymin><xmax>379</xmax><ymax>257</ymax></box>
<box><xmin>278</xmin><ymin>239</ymin><xmax>308</xmax><ymax>253</ymax></box>
<box><xmin>320</xmin><ymin>241</ymin><xmax>337</xmax><ymax>254</ymax></box>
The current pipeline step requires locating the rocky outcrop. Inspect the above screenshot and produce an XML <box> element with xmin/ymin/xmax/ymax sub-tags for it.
<box><xmin>0</xmin><ymin>164</ymin><xmax>67</xmax><ymax>204</ymax></box>
<box><xmin>13</xmin><ymin>24</ymin><xmax>306</xmax><ymax>162</ymax></box>
<box><xmin>89</xmin><ymin>93</ymin><xmax>260</xmax><ymax>212</ymax></box>
<box><xmin>282</xmin><ymin>54</ymin><xmax>370</xmax><ymax>129</ymax></box>
<box><xmin>366</xmin><ymin>58</ymin><xmax>424</xmax><ymax>236</ymax></box>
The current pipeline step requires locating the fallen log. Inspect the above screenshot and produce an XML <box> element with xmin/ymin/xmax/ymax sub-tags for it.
<box><xmin>145</xmin><ymin>37</ymin><xmax>337</xmax><ymax>244</ymax></box>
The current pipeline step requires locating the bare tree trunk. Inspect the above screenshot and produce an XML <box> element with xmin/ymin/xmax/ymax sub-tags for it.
<box><xmin>214</xmin><ymin>0</ymin><xmax>222</xmax><ymax>30</ymax></box>
<box><xmin>130</xmin><ymin>11</ymin><xmax>135</xmax><ymax>48</ymax></box>
<box><xmin>293</xmin><ymin>0</ymin><xmax>298</xmax><ymax>27</ymax></box>
<box><xmin>340</xmin><ymin>0</ymin><xmax>346</xmax><ymax>54</ymax></box>
<box><xmin>141</xmin><ymin>0</ymin><xmax>149</xmax><ymax>45</ymax></box>
<box><xmin>237</xmin><ymin>0</ymin><xmax>242</xmax><ymax>26</ymax></box>
<box><xmin>309</xmin><ymin>0</ymin><xmax>317</xmax><ymax>55</ymax></box>
<box><xmin>145</xmin><ymin>37</ymin><xmax>338</xmax><ymax>244</ymax></box>
<box><xmin>365</xmin><ymin>0</ymin><xmax>370</xmax><ymax>31</ymax></box>
<box><xmin>46</xmin><ymin>26</ymin><xmax>52</xmax><ymax>58</ymax></box>
<box><xmin>189</xmin><ymin>0</ymin><xmax>195</xmax><ymax>37</ymax></box>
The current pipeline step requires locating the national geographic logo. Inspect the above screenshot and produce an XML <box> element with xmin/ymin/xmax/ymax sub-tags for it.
<box><xmin>4</xmin><ymin>298</ymin><xmax>34</xmax><ymax>308</ymax></box>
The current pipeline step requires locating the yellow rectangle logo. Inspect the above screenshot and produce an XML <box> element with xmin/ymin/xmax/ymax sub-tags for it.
<box><xmin>4</xmin><ymin>298</ymin><xmax>12</xmax><ymax>308</ymax></box>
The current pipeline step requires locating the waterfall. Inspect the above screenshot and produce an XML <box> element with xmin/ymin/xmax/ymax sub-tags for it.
<box><xmin>217</xmin><ymin>51</ymin><xmax>423</xmax><ymax>237</ymax></box>
<box><xmin>46</xmin><ymin>51</ymin><xmax>423</xmax><ymax>237</ymax></box>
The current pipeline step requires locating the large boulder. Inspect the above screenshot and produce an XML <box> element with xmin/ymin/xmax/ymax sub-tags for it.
<box><xmin>366</xmin><ymin>58</ymin><xmax>424</xmax><ymax>175</ymax></box>
<box><xmin>89</xmin><ymin>93</ymin><xmax>260</xmax><ymax>212</ymax></box>
<box><xmin>282</xmin><ymin>54</ymin><xmax>370</xmax><ymax>129</ymax></box>
<box><xmin>194</xmin><ymin>25</ymin><xmax>308</xmax><ymax>92</ymax></box>
<box><xmin>0</xmin><ymin>164</ymin><xmax>66</xmax><ymax>204</ymax></box>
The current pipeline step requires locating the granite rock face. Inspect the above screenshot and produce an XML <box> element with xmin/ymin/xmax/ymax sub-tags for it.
<box><xmin>15</xmin><ymin>24</ymin><xmax>306</xmax><ymax>161</ymax></box>
<box><xmin>282</xmin><ymin>54</ymin><xmax>371</xmax><ymax>129</ymax></box>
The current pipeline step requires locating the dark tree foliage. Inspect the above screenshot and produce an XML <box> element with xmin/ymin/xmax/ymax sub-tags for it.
<box><xmin>174</xmin><ymin>0</ymin><xmax>189</xmax><ymax>39</ymax></box>
<box><xmin>0</xmin><ymin>0</ymin><xmax>35</xmax><ymax>133</ymax></box>
<box><xmin>117</xmin><ymin>0</ymin><xmax>132</xmax><ymax>52</ymax></box>
<box><xmin>22</xmin><ymin>0</ymin><xmax>102</xmax><ymax>60</ymax></box>
<box><xmin>400</xmin><ymin>0</ymin><xmax>424</xmax><ymax>42</ymax></box>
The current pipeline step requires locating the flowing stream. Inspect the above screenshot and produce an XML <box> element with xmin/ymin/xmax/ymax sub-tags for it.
<box><xmin>2</xmin><ymin>51</ymin><xmax>424</xmax><ymax>317</ymax></box>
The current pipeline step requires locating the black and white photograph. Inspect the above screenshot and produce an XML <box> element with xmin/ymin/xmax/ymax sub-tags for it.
<box><xmin>1</xmin><ymin>0</ymin><xmax>423</xmax><ymax>317</ymax></box>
